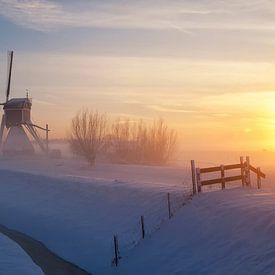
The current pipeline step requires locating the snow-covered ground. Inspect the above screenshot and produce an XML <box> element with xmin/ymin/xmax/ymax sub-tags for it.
<box><xmin>115</xmin><ymin>187</ymin><xmax>275</xmax><ymax>274</ymax></box>
<box><xmin>0</xmin><ymin>233</ymin><xmax>43</xmax><ymax>275</ymax></box>
<box><xmin>0</xmin><ymin>154</ymin><xmax>274</xmax><ymax>274</ymax></box>
<box><xmin>0</xmin><ymin>158</ymin><xmax>192</xmax><ymax>274</ymax></box>
<box><xmin>0</xmin><ymin>155</ymin><xmax>191</xmax><ymax>189</ymax></box>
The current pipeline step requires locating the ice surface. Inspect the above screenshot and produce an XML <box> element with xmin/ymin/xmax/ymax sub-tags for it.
<box><xmin>0</xmin><ymin>233</ymin><xmax>43</xmax><ymax>275</ymax></box>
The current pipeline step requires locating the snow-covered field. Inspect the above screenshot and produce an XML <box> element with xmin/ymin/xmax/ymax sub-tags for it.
<box><xmin>0</xmin><ymin>155</ymin><xmax>191</xmax><ymax>189</ymax></box>
<box><xmin>116</xmin><ymin>187</ymin><xmax>275</xmax><ymax>274</ymax></box>
<box><xmin>0</xmin><ymin>156</ymin><xmax>192</xmax><ymax>274</ymax></box>
<box><xmin>0</xmin><ymin>153</ymin><xmax>274</xmax><ymax>274</ymax></box>
<box><xmin>0</xmin><ymin>233</ymin><xmax>43</xmax><ymax>275</ymax></box>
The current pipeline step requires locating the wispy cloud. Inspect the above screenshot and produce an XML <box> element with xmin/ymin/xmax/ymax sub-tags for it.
<box><xmin>33</xmin><ymin>99</ymin><xmax>57</xmax><ymax>106</ymax></box>
<box><xmin>147</xmin><ymin>104</ymin><xmax>196</xmax><ymax>113</ymax></box>
<box><xmin>1</xmin><ymin>0</ymin><xmax>275</xmax><ymax>32</ymax></box>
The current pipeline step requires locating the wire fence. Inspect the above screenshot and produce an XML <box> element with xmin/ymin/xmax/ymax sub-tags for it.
<box><xmin>111</xmin><ymin>186</ymin><xmax>193</xmax><ymax>266</ymax></box>
<box><xmin>110</xmin><ymin>156</ymin><xmax>265</xmax><ymax>267</ymax></box>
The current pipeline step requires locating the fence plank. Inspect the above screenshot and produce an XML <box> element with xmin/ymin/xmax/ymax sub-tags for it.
<box><xmin>257</xmin><ymin>167</ymin><xmax>262</xmax><ymax>189</ymax></box>
<box><xmin>196</xmin><ymin>168</ymin><xmax>202</xmax><ymax>192</ymax></box>
<box><xmin>221</xmin><ymin>165</ymin><xmax>225</xmax><ymax>189</ymax></box>
<box><xmin>225</xmin><ymin>164</ymin><xmax>242</xmax><ymax>170</ymax></box>
<box><xmin>113</xmin><ymin>235</ymin><xmax>119</xmax><ymax>266</ymax></box>
<box><xmin>191</xmin><ymin>160</ymin><xmax>197</xmax><ymax>195</ymax></box>
<box><xmin>240</xmin><ymin>156</ymin><xmax>245</xmax><ymax>187</ymax></box>
<box><xmin>201</xmin><ymin>175</ymin><xmax>242</xmax><ymax>186</ymax></box>
<box><xmin>196</xmin><ymin>157</ymin><xmax>265</xmax><ymax>190</ymax></box>
<box><xmin>140</xmin><ymin>216</ymin><xmax>145</xmax><ymax>239</ymax></box>
<box><xmin>245</xmin><ymin>156</ymin><xmax>251</xmax><ymax>186</ymax></box>
<box><xmin>250</xmin><ymin>164</ymin><xmax>266</xmax><ymax>178</ymax></box>
<box><xmin>200</xmin><ymin>163</ymin><xmax>241</xmax><ymax>173</ymax></box>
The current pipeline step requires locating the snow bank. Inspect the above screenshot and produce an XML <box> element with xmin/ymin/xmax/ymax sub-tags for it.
<box><xmin>0</xmin><ymin>233</ymin><xmax>42</xmax><ymax>275</ymax></box>
<box><xmin>0</xmin><ymin>167</ymin><xmax>191</xmax><ymax>274</ymax></box>
<box><xmin>0</xmin><ymin>155</ymin><xmax>273</xmax><ymax>274</ymax></box>
<box><xmin>116</xmin><ymin>187</ymin><xmax>275</xmax><ymax>275</ymax></box>
<box><xmin>0</xmin><ymin>156</ymin><xmax>191</xmax><ymax>189</ymax></box>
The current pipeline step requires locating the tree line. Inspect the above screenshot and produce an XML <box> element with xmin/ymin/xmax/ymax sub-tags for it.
<box><xmin>69</xmin><ymin>110</ymin><xmax>177</xmax><ymax>166</ymax></box>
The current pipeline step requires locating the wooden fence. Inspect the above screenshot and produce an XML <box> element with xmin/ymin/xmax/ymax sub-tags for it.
<box><xmin>191</xmin><ymin>156</ymin><xmax>266</xmax><ymax>193</ymax></box>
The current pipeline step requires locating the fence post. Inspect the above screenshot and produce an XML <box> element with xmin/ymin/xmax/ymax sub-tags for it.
<box><xmin>113</xmin><ymin>235</ymin><xmax>119</xmax><ymax>266</ymax></box>
<box><xmin>191</xmin><ymin>160</ymin><xmax>197</xmax><ymax>195</ymax></box>
<box><xmin>167</xmin><ymin>193</ymin><xmax>172</xmax><ymax>219</ymax></box>
<box><xmin>221</xmin><ymin>165</ymin><xmax>225</xmax><ymax>189</ymax></box>
<box><xmin>140</xmin><ymin>216</ymin><xmax>145</xmax><ymax>239</ymax></box>
<box><xmin>196</xmin><ymin>168</ymin><xmax>201</xmax><ymax>193</ymax></box>
<box><xmin>46</xmin><ymin>124</ymin><xmax>49</xmax><ymax>153</ymax></box>
<box><xmin>245</xmin><ymin>156</ymin><xmax>251</xmax><ymax>186</ymax></box>
<box><xmin>257</xmin><ymin>167</ymin><xmax>261</xmax><ymax>189</ymax></box>
<box><xmin>240</xmin><ymin>156</ymin><xmax>245</xmax><ymax>187</ymax></box>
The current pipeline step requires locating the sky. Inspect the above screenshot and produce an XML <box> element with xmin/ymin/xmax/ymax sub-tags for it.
<box><xmin>1</xmin><ymin>0</ymin><xmax>275</xmax><ymax>151</ymax></box>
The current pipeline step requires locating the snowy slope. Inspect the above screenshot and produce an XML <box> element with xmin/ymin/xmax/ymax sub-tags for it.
<box><xmin>0</xmin><ymin>167</ymin><xmax>191</xmax><ymax>274</ymax></box>
<box><xmin>115</xmin><ymin>187</ymin><xmax>275</xmax><ymax>275</ymax></box>
<box><xmin>0</xmin><ymin>155</ymin><xmax>273</xmax><ymax>274</ymax></box>
<box><xmin>0</xmin><ymin>156</ymin><xmax>191</xmax><ymax>189</ymax></box>
<box><xmin>0</xmin><ymin>233</ymin><xmax>43</xmax><ymax>275</ymax></box>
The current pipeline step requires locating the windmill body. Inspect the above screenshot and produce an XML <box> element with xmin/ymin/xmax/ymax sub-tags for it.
<box><xmin>0</xmin><ymin>51</ymin><xmax>49</xmax><ymax>156</ymax></box>
<box><xmin>4</xmin><ymin>98</ymin><xmax>31</xmax><ymax>127</ymax></box>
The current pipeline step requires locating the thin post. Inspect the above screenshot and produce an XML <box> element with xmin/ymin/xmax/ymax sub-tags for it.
<box><xmin>221</xmin><ymin>165</ymin><xmax>225</xmax><ymax>189</ymax></box>
<box><xmin>140</xmin><ymin>216</ymin><xmax>145</xmax><ymax>239</ymax></box>
<box><xmin>191</xmin><ymin>160</ymin><xmax>197</xmax><ymax>195</ymax></box>
<box><xmin>113</xmin><ymin>235</ymin><xmax>119</xmax><ymax>266</ymax></box>
<box><xmin>257</xmin><ymin>167</ymin><xmax>261</xmax><ymax>189</ymax></box>
<box><xmin>196</xmin><ymin>168</ymin><xmax>202</xmax><ymax>193</ymax></box>
<box><xmin>245</xmin><ymin>156</ymin><xmax>251</xmax><ymax>186</ymax></box>
<box><xmin>46</xmin><ymin>124</ymin><xmax>49</xmax><ymax>153</ymax></box>
<box><xmin>167</xmin><ymin>193</ymin><xmax>172</xmax><ymax>219</ymax></box>
<box><xmin>240</xmin><ymin>156</ymin><xmax>245</xmax><ymax>187</ymax></box>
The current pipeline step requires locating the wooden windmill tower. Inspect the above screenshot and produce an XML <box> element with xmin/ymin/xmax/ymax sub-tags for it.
<box><xmin>0</xmin><ymin>51</ymin><xmax>49</xmax><ymax>155</ymax></box>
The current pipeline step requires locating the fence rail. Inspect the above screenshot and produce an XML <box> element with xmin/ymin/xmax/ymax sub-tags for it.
<box><xmin>201</xmin><ymin>175</ymin><xmax>243</xmax><ymax>186</ymax></box>
<box><xmin>200</xmin><ymin>163</ymin><xmax>241</xmax><ymax>173</ymax></box>
<box><xmin>191</xmin><ymin>156</ymin><xmax>266</xmax><ymax>193</ymax></box>
<box><xmin>249</xmin><ymin>164</ymin><xmax>266</xmax><ymax>178</ymax></box>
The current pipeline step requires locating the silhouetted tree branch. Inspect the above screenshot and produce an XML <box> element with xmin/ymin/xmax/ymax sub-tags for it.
<box><xmin>69</xmin><ymin>110</ymin><xmax>107</xmax><ymax>165</ymax></box>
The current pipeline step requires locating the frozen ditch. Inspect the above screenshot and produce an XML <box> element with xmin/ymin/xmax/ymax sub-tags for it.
<box><xmin>0</xmin><ymin>224</ymin><xmax>90</xmax><ymax>275</ymax></box>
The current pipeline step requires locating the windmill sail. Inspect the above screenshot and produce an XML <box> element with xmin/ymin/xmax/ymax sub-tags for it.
<box><xmin>6</xmin><ymin>51</ymin><xmax>13</xmax><ymax>102</ymax></box>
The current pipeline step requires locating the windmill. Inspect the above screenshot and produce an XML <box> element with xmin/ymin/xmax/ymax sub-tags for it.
<box><xmin>0</xmin><ymin>51</ymin><xmax>50</xmax><ymax>156</ymax></box>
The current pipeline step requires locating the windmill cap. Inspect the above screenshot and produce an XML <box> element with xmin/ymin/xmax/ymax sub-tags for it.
<box><xmin>3</xmin><ymin>98</ymin><xmax>32</xmax><ymax>109</ymax></box>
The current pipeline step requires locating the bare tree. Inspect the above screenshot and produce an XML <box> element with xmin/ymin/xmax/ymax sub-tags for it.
<box><xmin>108</xmin><ymin>117</ymin><xmax>177</xmax><ymax>165</ymax></box>
<box><xmin>109</xmin><ymin>118</ymin><xmax>131</xmax><ymax>162</ymax></box>
<box><xmin>69</xmin><ymin>110</ymin><xmax>107</xmax><ymax>165</ymax></box>
<box><xmin>145</xmin><ymin>118</ymin><xmax>177</xmax><ymax>164</ymax></box>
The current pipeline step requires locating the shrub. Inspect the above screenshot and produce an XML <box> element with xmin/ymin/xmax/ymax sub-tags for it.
<box><xmin>69</xmin><ymin>110</ymin><xmax>107</xmax><ymax>165</ymax></box>
<box><xmin>109</xmin><ymin>118</ymin><xmax>177</xmax><ymax>165</ymax></box>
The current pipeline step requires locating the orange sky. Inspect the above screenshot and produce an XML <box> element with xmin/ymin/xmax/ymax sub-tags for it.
<box><xmin>2</xmin><ymin>54</ymin><xmax>273</xmax><ymax>152</ymax></box>
<box><xmin>1</xmin><ymin>1</ymin><xmax>275</xmax><ymax>152</ymax></box>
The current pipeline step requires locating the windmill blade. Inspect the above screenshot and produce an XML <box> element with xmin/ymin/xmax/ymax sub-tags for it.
<box><xmin>6</xmin><ymin>51</ymin><xmax>14</xmax><ymax>102</ymax></box>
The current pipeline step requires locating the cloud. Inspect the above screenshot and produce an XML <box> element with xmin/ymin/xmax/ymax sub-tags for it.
<box><xmin>147</xmin><ymin>104</ymin><xmax>196</xmax><ymax>113</ymax></box>
<box><xmin>33</xmin><ymin>99</ymin><xmax>57</xmax><ymax>106</ymax></box>
<box><xmin>1</xmin><ymin>0</ymin><xmax>275</xmax><ymax>32</ymax></box>
<box><xmin>0</xmin><ymin>0</ymin><xmax>63</xmax><ymax>31</ymax></box>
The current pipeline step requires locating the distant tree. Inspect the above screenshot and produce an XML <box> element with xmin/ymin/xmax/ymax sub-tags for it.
<box><xmin>108</xmin><ymin>118</ymin><xmax>131</xmax><ymax>162</ymax></box>
<box><xmin>145</xmin><ymin>118</ymin><xmax>177</xmax><ymax>164</ymax></box>
<box><xmin>69</xmin><ymin>110</ymin><xmax>107</xmax><ymax>165</ymax></box>
<box><xmin>108</xmin><ymin>118</ymin><xmax>177</xmax><ymax>165</ymax></box>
